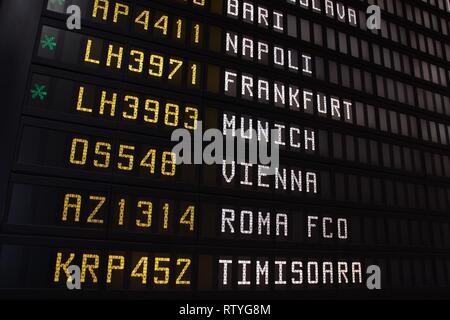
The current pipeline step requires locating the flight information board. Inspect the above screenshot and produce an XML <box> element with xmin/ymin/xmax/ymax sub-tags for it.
<box><xmin>0</xmin><ymin>0</ymin><xmax>449</xmax><ymax>299</ymax></box>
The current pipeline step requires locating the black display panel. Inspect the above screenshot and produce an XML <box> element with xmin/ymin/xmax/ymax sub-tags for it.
<box><xmin>0</xmin><ymin>0</ymin><xmax>449</xmax><ymax>299</ymax></box>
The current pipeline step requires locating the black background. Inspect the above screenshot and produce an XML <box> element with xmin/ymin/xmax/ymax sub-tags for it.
<box><xmin>0</xmin><ymin>0</ymin><xmax>449</xmax><ymax>299</ymax></box>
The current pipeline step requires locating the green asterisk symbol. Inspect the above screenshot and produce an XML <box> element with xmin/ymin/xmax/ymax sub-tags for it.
<box><xmin>51</xmin><ymin>0</ymin><xmax>66</xmax><ymax>5</ymax></box>
<box><xmin>31</xmin><ymin>84</ymin><xmax>48</xmax><ymax>101</ymax></box>
<box><xmin>41</xmin><ymin>35</ymin><xmax>57</xmax><ymax>50</ymax></box>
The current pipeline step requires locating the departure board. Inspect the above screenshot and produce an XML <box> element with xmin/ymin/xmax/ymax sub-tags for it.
<box><xmin>0</xmin><ymin>0</ymin><xmax>449</xmax><ymax>300</ymax></box>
